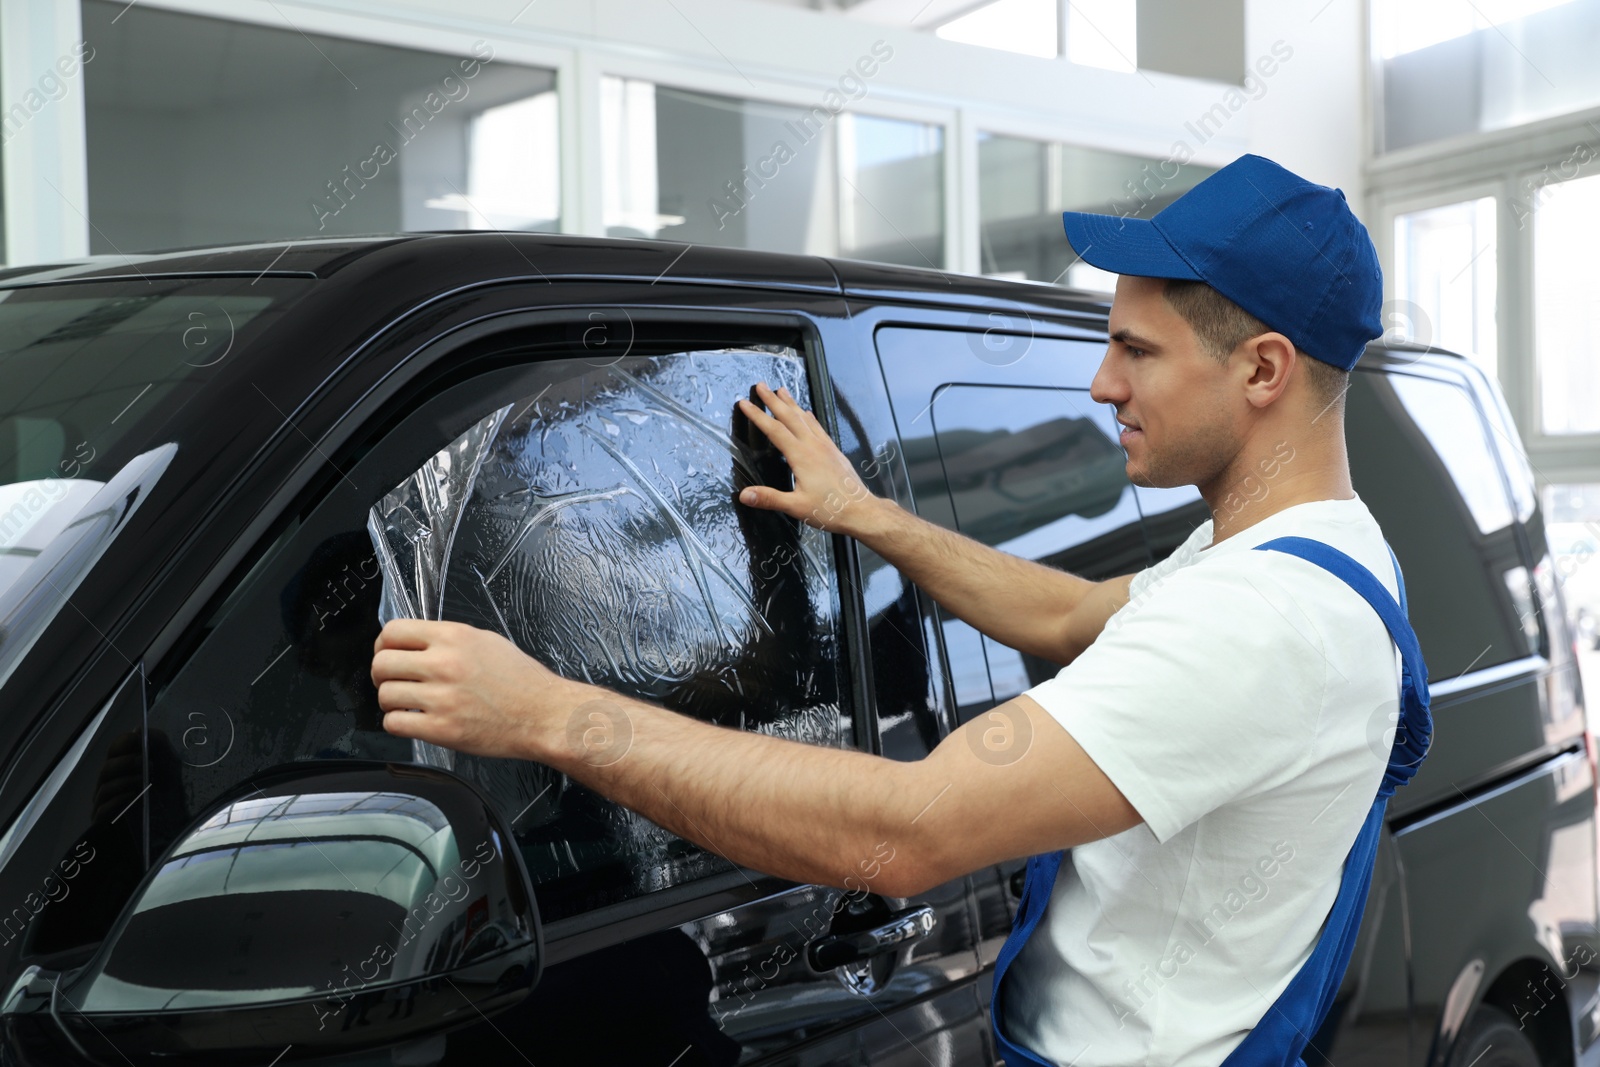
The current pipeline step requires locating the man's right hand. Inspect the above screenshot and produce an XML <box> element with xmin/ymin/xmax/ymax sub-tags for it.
<box><xmin>735</xmin><ymin>381</ymin><xmax>888</xmax><ymax>539</ymax></box>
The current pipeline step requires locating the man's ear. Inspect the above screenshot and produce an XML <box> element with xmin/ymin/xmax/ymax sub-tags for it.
<box><xmin>1239</xmin><ymin>331</ymin><xmax>1298</xmax><ymax>410</ymax></box>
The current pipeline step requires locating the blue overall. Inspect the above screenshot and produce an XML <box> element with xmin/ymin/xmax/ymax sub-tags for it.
<box><xmin>989</xmin><ymin>536</ymin><xmax>1433</xmax><ymax>1067</ymax></box>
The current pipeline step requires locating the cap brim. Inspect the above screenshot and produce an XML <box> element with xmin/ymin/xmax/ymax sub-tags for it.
<box><xmin>1061</xmin><ymin>211</ymin><xmax>1202</xmax><ymax>281</ymax></box>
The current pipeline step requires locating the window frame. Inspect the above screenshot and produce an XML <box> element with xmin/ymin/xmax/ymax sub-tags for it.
<box><xmin>1368</xmin><ymin>102</ymin><xmax>1600</xmax><ymax>493</ymax></box>
<box><xmin>142</xmin><ymin>300</ymin><xmax>877</xmax><ymax>944</ymax></box>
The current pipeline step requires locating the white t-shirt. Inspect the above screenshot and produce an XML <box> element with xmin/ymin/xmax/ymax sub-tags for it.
<box><xmin>1002</xmin><ymin>494</ymin><xmax>1403</xmax><ymax>1067</ymax></box>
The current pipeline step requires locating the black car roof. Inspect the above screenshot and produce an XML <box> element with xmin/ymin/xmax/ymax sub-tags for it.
<box><xmin>0</xmin><ymin>231</ymin><xmax>1114</xmax><ymax>319</ymax></box>
<box><xmin>0</xmin><ymin>231</ymin><xmax>1468</xmax><ymax>366</ymax></box>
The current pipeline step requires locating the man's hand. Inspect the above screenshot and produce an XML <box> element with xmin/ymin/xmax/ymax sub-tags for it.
<box><xmin>736</xmin><ymin>381</ymin><xmax>890</xmax><ymax>539</ymax></box>
<box><xmin>372</xmin><ymin>619</ymin><xmax>584</xmax><ymax>760</ymax></box>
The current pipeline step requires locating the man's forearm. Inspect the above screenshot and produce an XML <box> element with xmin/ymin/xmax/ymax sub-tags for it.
<box><xmin>852</xmin><ymin>496</ymin><xmax>1099</xmax><ymax>664</ymax></box>
<box><xmin>522</xmin><ymin>679</ymin><xmax>937</xmax><ymax>896</ymax></box>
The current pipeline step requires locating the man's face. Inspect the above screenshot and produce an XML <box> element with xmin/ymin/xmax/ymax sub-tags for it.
<box><xmin>1089</xmin><ymin>274</ymin><xmax>1243</xmax><ymax>490</ymax></box>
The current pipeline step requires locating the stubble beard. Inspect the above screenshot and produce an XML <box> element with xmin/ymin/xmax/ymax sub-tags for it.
<box><xmin>1124</xmin><ymin>415</ymin><xmax>1238</xmax><ymax>492</ymax></box>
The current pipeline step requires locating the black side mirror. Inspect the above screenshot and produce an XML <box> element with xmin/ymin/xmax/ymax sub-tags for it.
<box><xmin>2</xmin><ymin>760</ymin><xmax>541</xmax><ymax>1064</ymax></box>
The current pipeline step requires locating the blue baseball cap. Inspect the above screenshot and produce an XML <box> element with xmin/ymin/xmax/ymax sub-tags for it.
<box><xmin>1061</xmin><ymin>153</ymin><xmax>1383</xmax><ymax>372</ymax></box>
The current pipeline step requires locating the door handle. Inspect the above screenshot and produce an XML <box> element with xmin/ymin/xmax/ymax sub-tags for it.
<box><xmin>806</xmin><ymin>904</ymin><xmax>937</xmax><ymax>971</ymax></box>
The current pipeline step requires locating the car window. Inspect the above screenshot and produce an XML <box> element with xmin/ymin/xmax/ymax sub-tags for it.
<box><xmin>925</xmin><ymin>385</ymin><xmax>1149</xmax><ymax>704</ymax></box>
<box><xmin>0</xmin><ymin>279</ymin><xmax>308</xmax><ymax>713</ymax></box>
<box><xmin>145</xmin><ymin>332</ymin><xmax>853</xmax><ymax>924</ymax></box>
<box><xmin>1347</xmin><ymin>368</ymin><xmax>1534</xmax><ymax>677</ymax></box>
<box><xmin>873</xmin><ymin>326</ymin><xmax>1148</xmax><ymax>721</ymax></box>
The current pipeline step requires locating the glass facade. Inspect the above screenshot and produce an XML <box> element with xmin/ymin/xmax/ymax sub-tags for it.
<box><xmin>977</xmin><ymin>132</ymin><xmax>1216</xmax><ymax>288</ymax></box>
<box><xmin>1533</xmin><ymin>173</ymin><xmax>1600</xmax><ymax>435</ymax></box>
<box><xmin>1393</xmin><ymin>197</ymin><xmax>1498</xmax><ymax>380</ymax></box>
<box><xmin>80</xmin><ymin>0</ymin><xmax>559</xmax><ymax>251</ymax></box>
<box><xmin>601</xmin><ymin>76</ymin><xmax>945</xmax><ymax>268</ymax></box>
<box><xmin>1375</xmin><ymin>0</ymin><xmax>1600</xmax><ymax>154</ymax></box>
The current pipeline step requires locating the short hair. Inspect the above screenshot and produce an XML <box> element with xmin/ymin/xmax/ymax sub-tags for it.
<box><xmin>1161</xmin><ymin>278</ymin><xmax>1348</xmax><ymax>414</ymax></box>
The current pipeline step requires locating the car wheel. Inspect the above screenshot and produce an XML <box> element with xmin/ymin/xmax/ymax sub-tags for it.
<box><xmin>1447</xmin><ymin>1005</ymin><xmax>1544</xmax><ymax>1067</ymax></box>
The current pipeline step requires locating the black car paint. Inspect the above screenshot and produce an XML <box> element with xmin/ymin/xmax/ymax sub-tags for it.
<box><xmin>0</xmin><ymin>232</ymin><xmax>1592</xmax><ymax>1066</ymax></box>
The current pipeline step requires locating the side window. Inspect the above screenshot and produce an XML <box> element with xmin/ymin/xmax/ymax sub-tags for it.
<box><xmin>1347</xmin><ymin>369</ymin><xmax>1535</xmax><ymax>676</ymax></box>
<box><xmin>928</xmin><ymin>385</ymin><xmax>1148</xmax><ymax>703</ymax></box>
<box><xmin>875</xmin><ymin>326</ymin><xmax>1150</xmax><ymax>722</ymax></box>
<box><xmin>145</xmin><ymin>331</ymin><xmax>853</xmax><ymax>924</ymax></box>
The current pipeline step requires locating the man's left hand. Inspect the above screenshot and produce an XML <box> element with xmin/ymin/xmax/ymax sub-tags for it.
<box><xmin>372</xmin><ymin>619</ymin><xmax>580</xmax><ymax>760</ymax></box>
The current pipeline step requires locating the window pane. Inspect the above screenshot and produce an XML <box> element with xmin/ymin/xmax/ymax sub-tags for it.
<box><xmin>1375</xmin><ymin>0</ymin><xmax>1600</xmax><ymax>152</ymax></box>
<box><xmin>927</xmin><ymin>385</ymin><xmax>1147</xmax><ymax>701</ymax></box>
<box><xmin>81</xmin><ymin>1</ymin><xmax>559</xmax><ymax>250</ymax></box>
<box><xmin>602</xmin><ymin>80</ymin><xmax>838</xmax><ymax>251</ymax></box>
<box><xmin>600</xmin><ymin>80</ymin><xmax>945</xmax><ymax>267</ymax></box>
<box><xmin>978</xmin><ymin>133</ymin><xmax>1216</xmax><ymax>285</ymax></box>
<box><xmin>935</xmin><ymin>0</ymin><xmax>1058</xmax><ymax>58</ymax></box>
<box><xmin>1534</xmin><ymin>172</ymin><xmax>1600</xmax><ymax>434</ymax></box>
<box><xmin>838</xmin><ymin>113</ymin><xmax>945</xmax><ymax>268</ymax></box>
<box><xmin>875</xmin><ymin>327</ymin><xmax>1148</xmax><ymax>722</ymax></box>
<box><xmin>1347</xmin><ymin>369</ymin><xmax>1529</xmax><ymax>677</ymax></box>
<box><xmin>1390</xmin><ymin>373</ymin><xmax>1515</xmax><ymax>534</ymax></box>
<box><xmin>1393</xmin><ymin>198</ymin><xmax>1497</xmax><ymax>381</ymax></box>
<box><xmin>146</xmin><ymin>337</ymin><xmax>851</xmax><ymax>924</ymax></box>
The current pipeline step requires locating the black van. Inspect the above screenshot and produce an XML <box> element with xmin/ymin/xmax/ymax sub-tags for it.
<box><xmin>0</xmin><ymin>233</ymin><xmax>1590</xmax><ymax>1066</ymax></box>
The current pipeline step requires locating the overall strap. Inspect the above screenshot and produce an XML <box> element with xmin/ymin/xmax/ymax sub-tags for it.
<box><xmin>1215</xmin><ymin>535</ymin><xmax>1436</xmax><ymax>1066</ymax></box>
<box><xmin>990</xmin><ymin>535</ymin><xmax>1435</xmax><ymax>1067</ymax></box>
<box><xmin>1251</xmin><ymin>536</ymin><xmax>1433</xmax><ymax>798</ymax></box>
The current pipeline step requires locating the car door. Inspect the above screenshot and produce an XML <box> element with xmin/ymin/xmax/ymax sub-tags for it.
<box><xmin>863</xmin><ymin>310</ymin><xmax>1156</xmax><ymax>1036</ymax></box>
<box><xmin>136</xmin><ymin>293</ymin><xmax>981</xmax><ymax>1066</ymax></box>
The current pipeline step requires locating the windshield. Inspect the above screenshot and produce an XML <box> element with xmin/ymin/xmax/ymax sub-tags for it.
<box><xmin>0</xmin><ymin>277</ymin><xmax>311</xmax><ymax>672</ymax></box>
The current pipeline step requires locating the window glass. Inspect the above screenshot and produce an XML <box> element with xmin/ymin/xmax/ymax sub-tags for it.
<box><xmin>874</xmin><ymin>327</ymin><xmax>1148</xmax><ymax>720</ymax></box>
<box><xmin>1533</xmin><ymin>172</ymin><xmax>1600</xmax><ymax>435</ymax></box>
<box><xmin>837</xmin><ymin>112</ymin><xmax>945</xmax><ymax>269</ymax></box>
<box><xmin>82</xmin><ymin>0</ymin><xmax>559</xmax><ymax>249</ymax></box>
<box><xmin>1388</xmin><ymin>372</ymin><xmax>1516</xmax><ymax>534</ymax></box>
<box><xmin>0</xmin><ymin>278</ymin><xmax>309</xmax><ymax>711</ymax></box>
<box><xmin>928</xmin><ymin>385</ymin><xmax>1147</xmax><ymax>701</ymax></box>
<box><xmin>1374</xmin><ymin>0</ymin><xmax>1600</xmax><ymax>152</ymax></box>
<box><xmin>978</xmin><ymin>132</ymin><xmax>1216</xmax><ymax>287</ymax></box>
<box><xmin>145</xmin><ymin>336</ymin><xmax>851</xmax><ymax>923</ymax></box>
<box><xmin>1347</xmin><ymin>369</ymin><xmax>1530</xmax><ymax>677</ymax></box>
<box><xmin>0</xmin><ymin>284</ymin><xmax>282</xmax><ymax>600</ymax></box>
<box><xmin>1393</xmin><ymin>197</ymin><xmax>1497</xmax><ymax>381</ymax></box>
<box><xmin>601</xmin><ymin>77</ymin><xmax>946</xmax><ymax>268</ymax></box>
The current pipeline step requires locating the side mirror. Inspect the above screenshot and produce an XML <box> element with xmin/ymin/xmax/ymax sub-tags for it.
<box><xmin>3</xmin><ymin>760</ymin><xmax>541</xmax><ymax>1064</ymax></box>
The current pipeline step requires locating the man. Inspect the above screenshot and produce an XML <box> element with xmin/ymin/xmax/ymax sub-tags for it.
<box><xmin>371</xmin><ymin>153</ymin><xmax>1422</xmax><ymax>1064</ymax></box>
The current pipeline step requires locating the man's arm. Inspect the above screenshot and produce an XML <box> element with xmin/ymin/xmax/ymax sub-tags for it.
<box><xmin>372</xmin><ymin>619</ymin><xmax>1142</xmax><ymax>898</ymax></box>
<box><xmin>738</xmin><ymin>382</ymin><xmax>1134</xmax><ymax>665</ymax></box>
